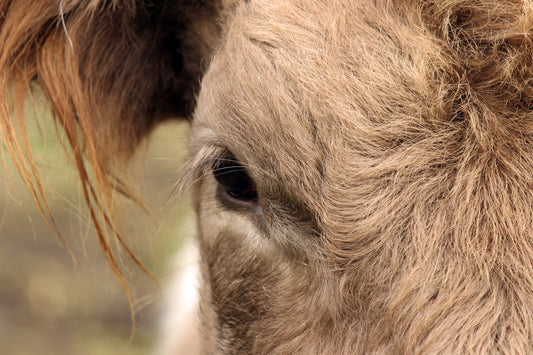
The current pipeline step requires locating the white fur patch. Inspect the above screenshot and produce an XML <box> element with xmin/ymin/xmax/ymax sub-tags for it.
<box><xmin>157</xmin><ymin>239</ymin><xmax>201</xmax><ymax>355</ymax></box>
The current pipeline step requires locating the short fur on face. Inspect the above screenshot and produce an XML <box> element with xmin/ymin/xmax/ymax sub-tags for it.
<box><xmin>3</xmin><ymin>0</ymin><xmax>533</xmax><ymax>353</ymax></box>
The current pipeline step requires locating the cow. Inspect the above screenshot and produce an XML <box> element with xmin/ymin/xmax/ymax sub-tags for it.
<box><xmin>2</xmin><ymin>0</ymin><xmax>533</xmax><ymax>353</ymax></box>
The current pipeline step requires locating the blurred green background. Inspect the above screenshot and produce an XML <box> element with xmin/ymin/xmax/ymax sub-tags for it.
<box><xmin>0</xmin><ymin>99</ymin><xmax>193</xmax><ymax>355</ymax></box>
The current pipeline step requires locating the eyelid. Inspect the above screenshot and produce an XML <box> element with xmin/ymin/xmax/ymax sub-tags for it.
<box><xmin>177</xmin><ymin>145</ymin><xmax>226</xmax><ymax>196</ymax></box>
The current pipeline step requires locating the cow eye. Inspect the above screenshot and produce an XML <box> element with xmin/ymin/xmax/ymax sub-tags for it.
<box><xmin>212</xmin><ymin>156</ymin><xmax>258</xmax><ymax>202</ymax></box>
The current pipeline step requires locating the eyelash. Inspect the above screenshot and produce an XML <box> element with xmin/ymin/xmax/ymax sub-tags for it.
<box><xmin>211</xmin><ymin>155</ymin><xmax>258</xmax><ymax>202</ymax></box>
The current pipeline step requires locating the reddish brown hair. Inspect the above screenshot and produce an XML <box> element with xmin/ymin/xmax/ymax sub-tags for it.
<box><xmin>0</xmin><ymin>0</ymin><xmax>224</xmax><ymax>322</ymax></box>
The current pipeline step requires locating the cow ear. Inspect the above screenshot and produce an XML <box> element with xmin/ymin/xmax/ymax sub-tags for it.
<box><xmin>0</xmin><ymin>0</ymin><xmax>227</xmax><ymax>291</ymax></box>
<box><xmin>1</xmin><ymin>0</ymin><xmax>226</xmax><ymax>162</ymax></box>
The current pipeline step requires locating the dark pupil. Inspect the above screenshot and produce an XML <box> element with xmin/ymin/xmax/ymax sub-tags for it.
<box><xmin>212</xmin><ymin>157</ymin><xmax>258</xmax><ymax>201</ymax></box>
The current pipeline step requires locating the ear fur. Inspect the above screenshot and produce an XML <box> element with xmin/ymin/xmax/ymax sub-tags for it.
<box><xmin>1</xmin><ymin>0</ymin><xmax>225</xmax><ymax>159</ymax></box>
<box><xmin>0</xmin><ymin>0</ymin><xmax>226</xmax><ymax>295</ymax></box>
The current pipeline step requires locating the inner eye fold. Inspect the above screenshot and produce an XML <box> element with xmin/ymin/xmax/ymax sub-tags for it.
<box><xmin>212</xmin><ymin>156</ymin><xmax>258</xmax><ymax>202</ymax></box>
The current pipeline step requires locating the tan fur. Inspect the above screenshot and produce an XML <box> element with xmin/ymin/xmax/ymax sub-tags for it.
<box><xmin>4</xmin><ymin>0</ymin><xmax>533</xmax><ymax>353</ymax></box>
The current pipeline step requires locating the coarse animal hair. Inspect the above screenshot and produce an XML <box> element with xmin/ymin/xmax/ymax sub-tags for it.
<box><xmin>3</xmin><ymin>0</ymin><xmax>533</xmax><ymax>353</ymax></box>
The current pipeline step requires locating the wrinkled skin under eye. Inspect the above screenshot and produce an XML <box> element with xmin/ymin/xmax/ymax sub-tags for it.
<box><xmin>212</xmin><ymin>156</ymin><xmax>258</xmax><ymax>202</ymax></box>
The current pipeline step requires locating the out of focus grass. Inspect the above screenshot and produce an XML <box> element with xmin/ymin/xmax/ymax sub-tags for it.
<box><xmin>0</xmin><ymin>98</ymin><xmax>193</xmax><ymax>355</ymax></box>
